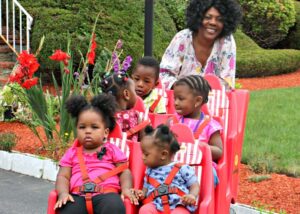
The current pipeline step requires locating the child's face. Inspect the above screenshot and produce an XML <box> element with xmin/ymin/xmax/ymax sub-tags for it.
<box><xmin>77</xmin><ymin>109</ymin><xmax>109</xmax><ymax>151</ymax></box>
<box><xmin>141</xmin><ymin>135</ymin><xmax>165</xmax><ymax>168</ymax></box>
<box><xmin>125</xmin><ymin>79</ymin><xmax>137</xmax><ymax>109</ymax></box>
<box><xmin>132</xmin><ymin>65</ymin><xmax>158</xmax><ymax>98</ymax></box>
<box><xmin>173</xmin><ymin>84</ymin><xmax>203</xmax><ymax>118</ymax></box>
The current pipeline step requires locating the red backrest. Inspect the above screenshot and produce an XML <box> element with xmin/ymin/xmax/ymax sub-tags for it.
<box><xmin>108</xmin><ymin>122</ymin><xmax>123</xmax><ymax>139</ymax></box>
<box><xmin>148</xmin><ymin>113</ymin><xmax>176</xmax><ymax>128</ymax></box>
<box><xmin>165</xmin><ymin>90</ymin><xmax>176</xmax><ymax>114</ymax></box>
<box><xmin>170</xmin><ymin>123</ymin><xmax>195</xmax><ymax>144</ymax></box>
<box><xmin>170</xmin><ymin>123</ymin><xmax>215</xmax><ymax>214</ymax></box>
<box><xmin>133</xmin><ymin>96</ymin><xmax>145</xmax><ymax>113</ymax></box>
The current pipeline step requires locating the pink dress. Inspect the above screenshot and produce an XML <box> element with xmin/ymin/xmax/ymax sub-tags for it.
<box><xmin>176</xmin><ymin>113</ymin><xmax>222</xmax><ymax>143</ymax></box>
<box><xmin>177</xmin><ymin>113</ymin><xmax>222</xmax><ymax>185</ymax></box>
<box><xmin>59</xmin><ymin>139</ymin><xmax>127</xmax><ymax>195</ymax></box>
<box><xmin>115</xmin><ymin>109</ymin><xmax>139</xmax><ymax>141</ymax></box>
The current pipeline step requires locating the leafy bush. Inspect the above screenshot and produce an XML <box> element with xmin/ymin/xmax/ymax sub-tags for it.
<box><xmin>0</xmin><ymin>132</ymin><xmax>17</xmax><ymax>152</ymax></box>
<box><xmin>238</xmin><ymin>0</ymin><xmax>296</xmax><ymax>48</ymax></box>
<box><xmin>159</xmin><ymin>0</ymin><xmax>187</xmax><ymax>31</ymax></box>
<box><xmin>235</xmin><ymin>29</ymin><xmax>300</xmax><ymax>77</ymax></box>
<box><xmin>19</xmin><ymin>0</ymin><xmax>177</xmax><ymax>82</ymax></box>
<box><xmin>277</xmin><ymin>1</ymin><xmax>300</xmax><ymax>50</ymax></box>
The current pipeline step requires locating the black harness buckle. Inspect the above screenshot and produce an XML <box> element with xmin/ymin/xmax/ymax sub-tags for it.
<box><xmin>156</xmin><ymin>184</ymin><xmax>169</xmax><ymax>197</ymax></box>
<box><xmin>82</xmin><ymin>182</ymin><xmax>96</xmax><ymax>193</ymax></box>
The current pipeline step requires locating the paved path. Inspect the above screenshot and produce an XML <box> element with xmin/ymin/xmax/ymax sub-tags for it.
<box><xmin>0</xmin><ymin>169</ymin><xmax>263</xmax><ymax>214</ymax></box>
<box><xmin>0</xmin><ymin>169</ymin><xmax>54</xmax><ymax>214</ymax></box>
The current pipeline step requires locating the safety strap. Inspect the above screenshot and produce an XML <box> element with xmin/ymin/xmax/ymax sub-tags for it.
<box><xmin>149</xmin><ymin>95</ymin><xmax>162</xmax><ymax>113</ymax></box>
<box><xmin>143</xmin><ymin>163</ymin><xmax>184</xmax><ymax>214</ymax></box>
<box><xmin>126</xmin><ymin>119</ymin><xmax>151</xmax><ymax>137</ymax></box>
<box><xmin>76</xmin><ymin>146</ymin><xmax>128</xmax><ymax>214</ymax></box>
<box><xmin>193</xmin><ymin>116</ymin><xmax>211</xmax><ymax>139</ymax></box>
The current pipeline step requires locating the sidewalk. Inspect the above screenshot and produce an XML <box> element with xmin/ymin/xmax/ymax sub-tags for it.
<box><xmin>0</xmin><ymin>169</ymin><xmax>54</xmax><ymax>214</ymax></box>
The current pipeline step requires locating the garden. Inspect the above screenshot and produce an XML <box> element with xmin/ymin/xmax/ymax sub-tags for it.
<box><xmin>1</xmin><ymin>0</ymin><xmax>300</xmax><ymax>213</ymax></box>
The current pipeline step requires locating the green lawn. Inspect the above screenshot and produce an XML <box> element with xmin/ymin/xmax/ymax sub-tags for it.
<box><xmin>241</xmin><ymin>87</ymin><xmax>300</xmax><ymax>177</ymax></box>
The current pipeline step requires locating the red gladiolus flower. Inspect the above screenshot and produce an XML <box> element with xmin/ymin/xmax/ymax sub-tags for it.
<box><xmin>9</xmin><ymin>51</ymin><xmax>40</xmax><ymax>89</ymax></box>
<box><xmin>64</xmin><ymin>68</ymin><xmax>70</xmax><ymax>74</ymax></box>
<box><xmin>17</xmin><ymin>50</ymin><xmax>40</xmax><ymax>77</ymax></box>
<box><xmin>49</xmin><ymin>50</ymin><xmax>71</xmax><ymax>65</ymax></box>
<box><xmin>21</xmin><ymin>77</ymin><xmax>39</xmax><ymax>89</ymax></box>
<box><xmin>87</xmin><ymin>33</ymin><xmax>97</xmax><ymax>65</ymax></box>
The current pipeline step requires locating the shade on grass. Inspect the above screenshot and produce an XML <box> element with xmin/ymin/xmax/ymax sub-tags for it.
<box><xmin>242</xmin><ymin>87</ymin><xmax>300</xmax><ymax>177</ymax></box>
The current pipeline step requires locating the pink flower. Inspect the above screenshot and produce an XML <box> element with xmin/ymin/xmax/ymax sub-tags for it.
<box><xmin>179</xmin><ymin>44</ymin><xmax>185</xmax><ymax>52</ymax></box>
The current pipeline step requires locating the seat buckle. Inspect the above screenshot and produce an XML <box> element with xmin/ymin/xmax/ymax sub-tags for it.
<box><xmin>81</xmin><ymin>182</ymin><xmax>96</xmax><ymax>193</ymax></box>
<box><xmin>156</xmin><ymin>184</ymin><xmax>169</xmax><ymax>197</ymax></box>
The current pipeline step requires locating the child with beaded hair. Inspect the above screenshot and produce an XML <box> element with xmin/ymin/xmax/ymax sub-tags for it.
<box><xmin>100</xmin><ymin>72</ymin><xmax>141</xmax><ymax>141</ymax></box>
<box><xmin>173</xmin><ymin>75</ymin><xmax>223</xmax><ymax>185</ymax></box>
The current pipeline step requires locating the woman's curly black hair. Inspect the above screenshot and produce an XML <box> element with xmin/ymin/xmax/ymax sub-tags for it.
<box><xmin>174</xmin><ymin>75</ymin><xmax>211</xmax><ymax>104</ymax></box>
<box><xmin>144</xmin><ymin>124</ymin><xmax>180</xmax><ymax>155</ymax></box>
<box><xmin>99</xmin><ymin>73</ymin><xmax>130</xmax><ymax>99</ymax></box>
<box><xmin>65</xmin><ymin>93</ymin><xmax>117</xmax><ymax>131</ymax></box>
<box><xmin>186</xmin><ymin>0</ymin><xmax>242</xmax><ymax>38</ymax></box>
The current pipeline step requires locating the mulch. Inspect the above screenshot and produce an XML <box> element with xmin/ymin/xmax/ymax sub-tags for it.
<box><xmin>1</xmin><ymin>70</ymin><xmax>300</xmax><ymax>213</ymax></box>
<box><xmin>236</xmin><ymin>69</ymin><xmax>300</xmax><ymax>91</ymax></box>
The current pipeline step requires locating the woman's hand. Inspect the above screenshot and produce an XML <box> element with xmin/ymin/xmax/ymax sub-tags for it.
<box><xmin>54</xmin><ymin>192</ymin><xmax>74</xmax><ymax>210</ymax></box>
<box><xmin>121</xmin><ymin>188</ymin><xmax>139</xmax><ymax>205</ymax></box>
<box><xmin>181</xmin><ymin>194</ymin><xmax>197</xmax><ymax>206</ymax></box>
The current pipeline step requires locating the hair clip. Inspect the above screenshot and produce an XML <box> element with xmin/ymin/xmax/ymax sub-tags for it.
<box><xmin>97</xmin><ymin>147</ymin><xmax>107</xmax><ymax>160</ymax></box>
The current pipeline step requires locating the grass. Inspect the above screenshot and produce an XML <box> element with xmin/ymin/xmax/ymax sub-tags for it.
<box><xmin>251</xmin><ymin>201</ymin><xmax>287</xmax><ymax>214</ymax></box>
<box><xmin>241</xmin><ymin>87</ymin><xmax>300</xmax><ymax>177</ymax></box>
<box><xmin>248</xmin><ymin>175</ymin><xmax>271</xmax><ymax>183</ymax></box>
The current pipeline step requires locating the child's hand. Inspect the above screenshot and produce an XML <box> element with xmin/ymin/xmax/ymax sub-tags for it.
<box><xmin>121</xmin><ymin>188</ymin><xmax>139</xmax><ymax>205</ymax></box>
<box><xmin>54</xmin><ymin>192</ymin><xmax>74</xmax><ymax>210</ymax></box>
<box><xmin>132</xmin><ymin>189</ymin><xmax>145</xmax><ymax>201</ymax></box>
<box><xmin>181</xmin><ymin>194</ymin><xmax>197</xmax><ymax>206</ymax></box>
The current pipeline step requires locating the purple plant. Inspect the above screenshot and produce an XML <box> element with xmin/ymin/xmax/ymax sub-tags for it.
<box><xmin>112</xmin><ymin>52</ymin><xmax>120</xmax><ymax>73</ymax></box>
<box><xmin>116</xmin><ymin>39</ymin><xmax>123</xmax><ymax>49</ymax></box>
<box><xmin>122</xmin><ymin>55</ymin><xmax>133</xmax><ymax>71</ymax></box>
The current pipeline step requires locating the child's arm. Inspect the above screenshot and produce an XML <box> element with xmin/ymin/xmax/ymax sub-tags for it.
<box><xmin>117</xmin><ymin>163</ymin><xmax>139</xmax><ymax>205</ymax></box>
<box><xmin>181</xmin><ymin>182</ymin><xmax>200</xmax><ymax>205</ymax></box>
<box><xmin>54</xmin><ymin>166</ymin><xmax>74</xmax><ymax>210</ymax></box>
<box><xmin>208</xmin><ymin>131</ymin><xmax>223</xmax><ymax>162</ymax></box>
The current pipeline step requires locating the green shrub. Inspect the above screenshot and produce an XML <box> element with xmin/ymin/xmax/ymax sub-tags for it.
<box><xmin>238</xmin><ymin>0</ymin><xmax>296</xmax><ymax>48</ymax></box>
<box><xmin>235</xmin><ymin>29</ymin><xmax>300</xmax><ymax>77</ymax></box>
<box><xmin>159</xmin><ymin>0</ymin><xmax>187</xmax><ymax>31</ymax></box>
<box><xmin>19</xmin><ymin>0</ymin><xmax>177</xmax><ymax>82</ymax></box>
<box><xmin>0</xmin><ymin>132</ymin><xmax>17</xmax><ymax>152</ymax></box>
<box><xmin>278</xmin><ymin>1</ymin><xmax>300</xmax><ymax>50</ymax></box>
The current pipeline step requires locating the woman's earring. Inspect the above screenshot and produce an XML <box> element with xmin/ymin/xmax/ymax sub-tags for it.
<box><xmin>103</xmin><ymin>137</ymin><xmax>107</xmax><ymax>142</ymax></box>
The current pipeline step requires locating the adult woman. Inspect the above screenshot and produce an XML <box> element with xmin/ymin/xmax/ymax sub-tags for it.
<box><xmin>160</xmin><ymin>0</ymin><xmax>242</xmax><ymax>89</ymax></box>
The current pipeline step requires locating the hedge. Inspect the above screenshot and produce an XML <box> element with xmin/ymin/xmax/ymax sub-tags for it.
<box><xmin>19</xmin><ymin>0</ymin><xmax>300</xmax><ymax>79</ymax></box>
<box><xmin>235</xmin><ymin>29</ymin><xmax>300</xmax><ymax>77</ymax></box>
<box><xmin>278</xmin><ymin>1</ymin><xmax>300</xmax><ymax>50</ymax></box>
<box><xmin>19</xmin><ymin>0</ymin><xmax>177</xmax><ymax>81</ymax></box>
<box><xmin>238</xmin><ymin>0</ymin><xmax>296</xmax><ymax>48</ymax></box>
